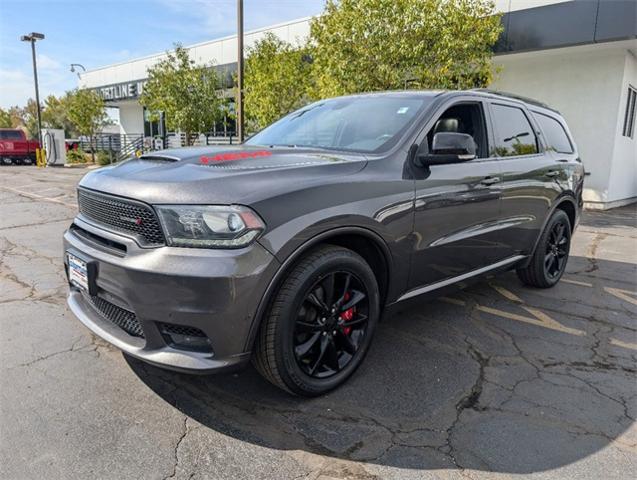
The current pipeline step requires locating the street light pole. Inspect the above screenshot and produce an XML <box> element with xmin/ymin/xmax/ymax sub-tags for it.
<box><xmin>29</xmin><ymin>39</ymin><xmax>42</xmax><ymax>145</ymax></box>
<box><xmin>237</xmin><ymin>0</ymin><xmax>244</xmax><ymax>143</ymax></box>
<box><xmin>21</xmin><ymin>32</ymin><xmax>45</xmax><ymax>146</ymax></box>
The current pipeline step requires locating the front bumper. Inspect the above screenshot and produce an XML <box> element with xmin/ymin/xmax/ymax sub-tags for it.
<box><xmin>64</xmin><ymin>217</ymin><xmax>279</xmax><ymax>374</ymax></box>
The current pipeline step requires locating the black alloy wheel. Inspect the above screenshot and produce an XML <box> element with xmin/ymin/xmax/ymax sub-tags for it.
<box><xmin>253</xmin><ymin>245</ymin><xmax>379</xmax><ymax>396</ymax></box>
<box><xmin>544</xmin><ymin>220</ymin><xmax>569</xmax><ymax>279</ymax></box>
<box><xmin>293</xmin><ymin>270</ymin><xmax>369</xmax><ymax>378</ymax></box>
<box><xmin>517</xmin><ymin>209</ymin><xmax>572</xmax><ymax>288</ymax></box>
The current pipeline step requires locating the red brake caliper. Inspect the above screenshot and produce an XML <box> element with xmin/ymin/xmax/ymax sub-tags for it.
<box><xmin>340</xmin><ymin>292</ymin><xmax>355</xmax><ymax>335</ymax></box>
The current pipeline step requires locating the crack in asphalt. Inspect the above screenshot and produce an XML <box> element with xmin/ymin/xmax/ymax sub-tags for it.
<box><xmin>163</xmin><ymin>416</ymin><xmax>191</xmax><ymax>480</ymax></box>
<box><xmin>0</xmin><ymin>217</ymin><xmax>75</xmax><ymax>232</ymax></box>
<box><xmin>0</xmin><ymin>236</ymin><xmax>68</xmax><ymax>305</ymax></box>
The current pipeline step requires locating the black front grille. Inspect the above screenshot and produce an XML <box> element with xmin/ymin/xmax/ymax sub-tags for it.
<box><xmin>77</xmin><ymin>188</ymin><xmax>165</xmax><ymax>246</ymax></box>
<box><xmin>84</xmin><ymin>294</ymin><xmax>145</xmax><ymax>338</ymax></box>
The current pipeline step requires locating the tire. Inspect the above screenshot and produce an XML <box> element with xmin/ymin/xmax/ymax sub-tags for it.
<box><xmin>253</xmin><ymin>245</ymin><xmax>380</xmax><ymax>396</ymax></box>
<box><xmin>517</xmin><ymin>209</ymin><xmax>571</xmax><ymax>288</ymax></box>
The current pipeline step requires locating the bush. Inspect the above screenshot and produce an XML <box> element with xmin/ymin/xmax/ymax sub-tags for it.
<box><xmin>66</xmin><ymin>148</ymin><xmax>87</xmax><ymax>164</ymax></box>
<box><xmin>96</xmin><ymin>150</ymin><xmax>112</xmax><ymax>166</ymax></box>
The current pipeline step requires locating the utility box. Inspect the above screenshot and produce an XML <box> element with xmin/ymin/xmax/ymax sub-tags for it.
<box><xmin>42</xmin><ymin>128</ymin><xmax>67</xmax><ymax>166</ymax></box>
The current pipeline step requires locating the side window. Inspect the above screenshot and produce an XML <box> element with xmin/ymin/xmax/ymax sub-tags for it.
<box><xmin>426</xmin><ymin>103</ymin><xmax>488</xmax><ymax>158</ymax></box>
<box><xmin>490</xmin><ymin>104</ymin><xmax>538</xmax><ymax>157</ymax></box>
<box><xmin>535</xmin><ymin>112</ymin><xmax>574</xmax><ymax>154</ymax></box>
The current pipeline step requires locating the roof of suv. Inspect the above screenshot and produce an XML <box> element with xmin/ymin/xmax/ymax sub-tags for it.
<box><xmin>331</xmin><ymin>89</ymin><xmax>562</xmax><ymax>115</ymax></box>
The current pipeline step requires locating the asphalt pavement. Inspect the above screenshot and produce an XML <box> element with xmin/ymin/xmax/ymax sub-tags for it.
<box><xmin>1</xmin><ymin>166</ymin><xmax>635</xmax><ymax>480</ymax></box>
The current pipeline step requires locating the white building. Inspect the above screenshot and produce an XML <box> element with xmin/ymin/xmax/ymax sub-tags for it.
<box><xmin>79</xmin><ymin>0</ymin><xmax>636</xmax><ymax>209</ymax></box>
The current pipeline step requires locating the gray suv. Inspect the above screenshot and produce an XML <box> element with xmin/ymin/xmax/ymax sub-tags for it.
<box><xmin>64</xmin><ymin>90</ymin><xmax>584</xmax><ymax>396</ymax></box>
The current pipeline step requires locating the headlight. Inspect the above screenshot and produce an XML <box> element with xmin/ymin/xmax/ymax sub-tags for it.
<box><xmin>155</xmin><ymin>205</ymin><xmax>265</xmax><ymax>248</ymax></box>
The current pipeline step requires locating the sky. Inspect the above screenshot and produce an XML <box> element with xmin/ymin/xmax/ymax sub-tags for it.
<box><xmin>0</xmin><ymin>0</ymin><xmax>326</xmax><ymax>109</ymax></box>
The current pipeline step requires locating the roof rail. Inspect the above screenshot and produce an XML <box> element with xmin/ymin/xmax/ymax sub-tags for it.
<box><xmin>471</xmin><ymin>88</ymin><xmax>559</xmax><ymax>113</ymax></box>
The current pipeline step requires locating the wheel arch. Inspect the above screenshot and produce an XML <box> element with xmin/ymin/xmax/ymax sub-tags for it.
<box><xmin>244</xmin><ymin>227</ymin><xmax>392</xmax><ymax>352</ymax></box>
<box><xmin>554</xmin><ymin>197</ymin><xmax>577</xmax><ymax>232</ymax></box>
<box><xmin>520</xmin><ymin>194</ymin><xmax>579</xmax><ymax>269</ymax></box>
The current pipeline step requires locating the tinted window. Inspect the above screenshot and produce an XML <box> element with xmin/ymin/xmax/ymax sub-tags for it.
<box><xmin>535</xmin><ymin>112</ymin><xmax>573</xmax><ymax>153</ymax></box>
<box><xmin>0</xmin><ymin>130</ymin><xmax>24</xmax><ymax>140</ymax></box>
<box><xmin>247</xmin><ymin>96</ymin><xmax>431</xmax><ymax>153</ymax></box>
<box><xmin>426</xmin><ymin>103</ymin><xmax>488</xmax><ymax>158</ymax></box>
<box><xmin>491</xmin><ymin>104</ymin><xmax>538</xmax><ymax>157</ymax></box>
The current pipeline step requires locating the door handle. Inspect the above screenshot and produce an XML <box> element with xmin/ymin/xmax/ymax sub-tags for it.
<box><xmin>480</xmin><ymin>176</ymin><xmax>501</xmax><ymax>186</ymax></box>
<box><xmin>545</xmin><ymin>170</ymin><xmax>560</xmax><ymax>178</ymax></box>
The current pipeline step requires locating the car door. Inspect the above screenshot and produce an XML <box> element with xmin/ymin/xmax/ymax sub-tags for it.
<box><xmin>407</xmin><ymin>98</ymin><xmax>509</xmax><ymax>293</ymax></box>
<box><xmin>487</xmin><ymin>101</ymin><xmax>564</xmax><ymax>256</ymax></box>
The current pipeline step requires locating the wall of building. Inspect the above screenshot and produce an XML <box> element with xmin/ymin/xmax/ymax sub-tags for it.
<box><xmin>492</xmin><ymin>41</ymin><xmax>637</xmax><ymax>206</ymax></box>
<box><xmin>607</xmin><ymin>51</ymin><xmax>637</xmax><ymax>205</ymax></box>
<box><xmin>118</xmin><ymin>102</ymin><xmax>144</xmax><ymax>136</ymax></box>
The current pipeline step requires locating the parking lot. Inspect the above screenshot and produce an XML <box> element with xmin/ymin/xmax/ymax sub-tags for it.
<box><xmin>0</xmin><ymin>166</ymin><xmax>635</xmax><ymax>480</ymax></box>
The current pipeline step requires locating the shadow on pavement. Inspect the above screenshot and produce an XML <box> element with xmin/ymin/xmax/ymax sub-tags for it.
<box><xmin>127</xmin><ymin>255</ymin><xmax>636</xmax><ymax>473</ymax></box>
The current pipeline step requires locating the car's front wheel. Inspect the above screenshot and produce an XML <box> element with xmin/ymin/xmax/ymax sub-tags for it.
<box><xmin>517</xmin><ymin>209</ymin><xmax>572</xmax><ymax>288</ymax></box>
<box><xmin>253</xmin><ymin>245</ymin><xmax>379</xmax><ymax>396</ymax></box>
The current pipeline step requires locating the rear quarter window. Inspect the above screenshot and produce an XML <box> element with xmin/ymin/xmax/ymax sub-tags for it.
<box><xmin>534</xmin><ymin>112</ymin><xmax>574</xmax><ymax>154</ymax></box>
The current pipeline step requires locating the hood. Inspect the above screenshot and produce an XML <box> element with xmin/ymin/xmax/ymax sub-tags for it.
<box><xmin>79</xmin><ymin>145</ymin><xmax>367</xmax><ymax>205</ymax></box>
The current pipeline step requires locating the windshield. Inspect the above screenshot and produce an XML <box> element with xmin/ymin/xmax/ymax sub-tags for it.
<box><xmin>246</xmin><ymin>96</ymin><xmax>431</xmax><ymax>153</ymax></box>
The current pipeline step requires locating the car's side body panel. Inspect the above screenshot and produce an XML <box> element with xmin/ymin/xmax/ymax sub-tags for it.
<box><xmin>255</xmin><ymin>150</ymin><xmax>416</xmax><ymax>304</ymax></box>
<box><xmin>406</xmin><ymin>96</ymin><xmax>509</xmax><ymax>291</ymax></box>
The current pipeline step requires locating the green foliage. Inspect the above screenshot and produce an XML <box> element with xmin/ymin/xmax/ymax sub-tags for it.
<box><xmin>309</xmin><ymin>0</ymin><xmax>502</xmax><ymax>97</ymax></box>
<box><xmin>244</xmin><ymin>33</ymin><xmax>314</xmax><ymax>130</ymax></box>
<box><xmin>0</xmin><ymin>108</ymin><xmax>11</xmax><ymax>128</ymax></box>
<box><xmin>66</xmin><ymin>148</ymin><xmax>88</xmax><ymax>164</ymax></box>
<box><xmin>21</xmin><ymin>99</ymin><xmax>40</xmax><ymax>140</ymax></box>
<box><xmin>66</xmin><ymin>89</ymin><xmax>109</xmax><ymax>161</ymax></box>
<box><xmin>1</xmin><ymin>102</ymin><xmax>40</xmax><ymax>138</ymax></box>
<box><xmin>242</xmin><ymin>0</ymin><xmax>501</xmax><ymax>131</ymax></box>
<box><xmin>6</xmin><ymin>94</ymin><xmax>83</xmax><ymax>139</ymax></box>
<box><xmin>140</xmin><ymin>45</ymin><xmax>222</xmax><ymax>144</ymax></box>
<box><xmin>42</xmin><ymin>94</ymin><xmax>79</xmax><ymax>138</ymax></box>
<box><xmin>96</xmin><ymin>150</ymin><xmax>112</xmax><ymax>166</ymax></box>
<box><xmin>66</xmin><ymin>89</ymin><xmax>109</xmax><ymax>139</ymax></box>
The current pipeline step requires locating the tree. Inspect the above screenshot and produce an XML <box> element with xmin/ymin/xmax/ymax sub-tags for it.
<box><xmin>140</xmin><ymin>44</ymin><xmax>222</xmax><ymax>145</ymax></box>
<box><xmin>244</xmin><ymin>33</ymin><xmax>314</xmax><ymax>130</ymax></box>
<box><xmin>19</xmin><ymin>99</ymin><xmax>41</xmax><ymax>139</ymax></box>
<box><xmin>42</xmin><ymin>94</ymin><xmax>78</xmax><ymax>138</ymax></box>
<box><xmin>309</xmin><ymin>0</ymin><xmax>502</xmax><ymax>97</ymax></box>
<box><xmin>66</xmin><ymin>88</ymin><xmax>109</xmax><ymax>162</ymax></box>
<box><xmin>0</xmin><ymin>108</ymin><xmax>11</xmax><ymax>128</ymax></box>
<box><xmin>8</xmin><ymin>106</ymin><xmax>27</xmax><ymax>131</ymax></box>
<box><xmin>0</xmin><ymin>104</ymin><xmax>36</xmax><ymax>137</ymax></box>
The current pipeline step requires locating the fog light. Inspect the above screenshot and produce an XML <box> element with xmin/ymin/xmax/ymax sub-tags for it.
<box><xmin>159</xmin><ymin>324</ymin><xmax>213</xmax><ymax>353</ymax></box>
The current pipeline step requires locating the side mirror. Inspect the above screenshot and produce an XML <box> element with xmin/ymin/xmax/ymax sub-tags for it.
<box><xmin>416</xmin><ymin>132</ymin><xmax>477</xmax><ymax>166</ymax></box>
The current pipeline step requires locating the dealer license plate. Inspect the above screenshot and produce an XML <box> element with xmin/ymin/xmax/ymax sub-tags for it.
<box><xmin>67</xmin><ymin>253</ymin><xmax>89</xmax><ymax>292</ymax></box>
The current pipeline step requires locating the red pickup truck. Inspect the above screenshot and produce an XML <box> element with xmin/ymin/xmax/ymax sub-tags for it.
<box><xmin>0</xmin><ymin>129</ymin><xmax>39</xmax><ymax>165</ymax></box>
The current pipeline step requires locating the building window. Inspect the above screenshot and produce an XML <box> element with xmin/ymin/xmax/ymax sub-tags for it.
<box><xmin>623</xmin><ymin>86</ymin><xmax>636</xmax><ymax>139</ymax></box>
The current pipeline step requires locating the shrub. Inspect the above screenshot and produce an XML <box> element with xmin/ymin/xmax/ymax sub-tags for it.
<box><xmin>66</xmin><ymin>148</ymin><xmax>87</xmax><ymax>164</ymax></box>
<box><xmin>96</xmin><ymin>150</ymin><xmax>112</xmax><ymax>166</ymax></box>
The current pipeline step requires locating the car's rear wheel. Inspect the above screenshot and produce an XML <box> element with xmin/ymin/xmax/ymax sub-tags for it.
<box><xmin>253</xmin><ymin>245</ymin><xmax>379</xmax><ymax>396</ymax></box>
<box><xmin>517</xmin><ymin>209</ymin><xmax>571</xmax><ymax>288</ymax></box>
